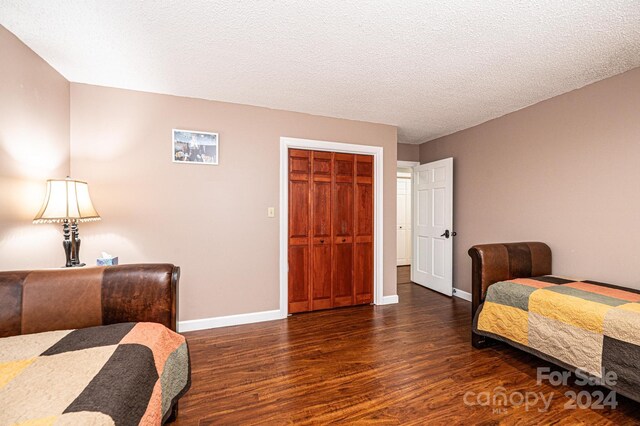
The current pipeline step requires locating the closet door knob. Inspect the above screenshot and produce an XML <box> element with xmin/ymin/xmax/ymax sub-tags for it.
<box><xmin>342</xmin><ymin>238</ymin><xmax>346</xmax><ymax>242</ymax></box>
<box><xmin>320</xmin><ymin>239</ymin><xmax>324</xmax><ymax>243</ymax></box>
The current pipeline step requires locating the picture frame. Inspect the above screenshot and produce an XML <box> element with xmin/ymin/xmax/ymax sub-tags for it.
<box><xmin>172</xmin><ymin>128</ymin><xmax>219</xmax><ymax>165</ymax></box>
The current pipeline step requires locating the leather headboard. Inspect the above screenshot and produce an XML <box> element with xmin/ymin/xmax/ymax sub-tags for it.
<box><xmin>0</xmin><ymin>264</ymin><xmax>179</xmax><ymax>337</ymax></box>
<box><xmin>468</xmin><ymin>242</ymin><xmax>551</xmax><ymax>316</ymax></box>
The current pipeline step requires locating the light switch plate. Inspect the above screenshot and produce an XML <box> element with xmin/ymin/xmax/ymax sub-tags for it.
<box><xmin>267</xmin><ymin>207</ymin><xmax>275</xmax><ymax>218</ymax></box>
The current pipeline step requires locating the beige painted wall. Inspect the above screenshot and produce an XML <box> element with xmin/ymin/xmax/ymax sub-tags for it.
<box><xmin>420</xmin><ymin>67</ymin><xmax>640</xmax><ymax>293</ymax></box>
<box><xmin>0</xmin><ymin>26</ymin><xmax>70</xmax><ymax>270</ymax></box>
<box><xmin>397</xmin><ymin>143</ymin><xmax>420</xmax><ymax>162</ymax></box>
<box><xmin>70</xmin><ymin>83</ymin><xmax>398</xmax><ymax>321</ymax></box>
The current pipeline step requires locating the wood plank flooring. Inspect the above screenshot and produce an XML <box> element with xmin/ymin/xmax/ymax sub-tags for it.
<box><xmin>176</xmin><ymin>268</ymin><xmax>640</xmax><ymax>425</ymax></box>
<box><xmin>397</xmin><ymin>265</ymin><xmax>411</xmax><ymax>285</ymax></box>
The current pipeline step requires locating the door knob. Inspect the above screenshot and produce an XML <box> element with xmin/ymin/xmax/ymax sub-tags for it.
<box><xmin>440</xmin><ymin>230</ymin><xmax>457</xmax><ymax>238</ymax></box>
<box><xmin>320</xmin><ymin>239</ymin><xmax>324</xmax><ymax>243</ymax></box>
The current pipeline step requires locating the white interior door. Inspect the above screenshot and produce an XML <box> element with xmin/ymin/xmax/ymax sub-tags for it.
<box><xmin>411</xmin><ymin>158</ymin><xmax>454</xmax><ymax>296</ymax></box>
<box><xmin>396</xmin><ymin>177</ymin><xmax>412</xmax><ymax>266</ymax></box>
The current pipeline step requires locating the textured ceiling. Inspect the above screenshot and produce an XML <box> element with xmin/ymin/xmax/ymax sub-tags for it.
<box><xmin>1</xmin><ymin>1</ymin><xmax>639</xmax><ymax>144</ymax></box>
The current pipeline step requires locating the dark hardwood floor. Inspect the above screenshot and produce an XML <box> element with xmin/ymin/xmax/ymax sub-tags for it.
<box><xmin>176</xmin><ymin>267</ymin><xmax>640</xmax><ymax>425</ymax></box>
<box><xmin>397</xmin><ymin>265</ymin><xmax>411</xmax><ymax>285</ymax></box>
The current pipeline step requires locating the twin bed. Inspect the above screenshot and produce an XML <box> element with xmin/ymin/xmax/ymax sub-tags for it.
<box><xmin>0</xmin><ymin>264</ymin><xmax>190</xmax><ymax>425</ymax></box>
<box><xmin>470</xmin><ymin>242</ymin><xmax>640</xmax><ymax>403</ymax></box>
<box><xmin>2</xmin><ymin>243</ymin><xmax>637</xmax><ymax>423</ymax></box>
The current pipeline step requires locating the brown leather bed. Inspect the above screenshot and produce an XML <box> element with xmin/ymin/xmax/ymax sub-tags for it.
<box><xmin>468</xmin><ymin>242</ymin><xmax>552</xmax><ymax>349</ymax></box>
<box><xmin>0</xmin><ymin>264</ymin><xmax>189</xmax><ymax>424</ymax></box>
<box><xmin>469</xmin><ymin>242</ymin><xmax>640</xmax><ymax>403</ymax></box>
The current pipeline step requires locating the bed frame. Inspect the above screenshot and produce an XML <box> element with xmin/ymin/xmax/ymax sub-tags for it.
<box><xmin>468</xmin><ymin>242</ymin><xmax>552</xmax><ymax>348</ymax></box>
<box><xmin>0</xmin><ymin>263</ymin><xmax>181</xmax><ymax>422</ymax></box>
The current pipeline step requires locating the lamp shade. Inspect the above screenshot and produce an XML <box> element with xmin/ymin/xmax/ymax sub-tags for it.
<box><xmin>33</xmin><ymin>178</ymin><xmax>101</xmax><ymax>223</ymax></box>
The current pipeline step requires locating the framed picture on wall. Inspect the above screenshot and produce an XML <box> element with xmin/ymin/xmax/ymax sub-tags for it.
<box><xmin>172</xmin><ymin>129</ymin><xmax>219</xmax><ymax>165</ymax></box>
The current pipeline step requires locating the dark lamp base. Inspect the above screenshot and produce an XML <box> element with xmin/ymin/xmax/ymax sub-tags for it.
<box><xmin>62</xmin><ymin>263</ymin><xmax>86</xmax><ymax>268</ymax></box>
<box><xmin>61</xmin><ymin>220</ymin><xmax>85</xmax><ymax>268</ymax></box>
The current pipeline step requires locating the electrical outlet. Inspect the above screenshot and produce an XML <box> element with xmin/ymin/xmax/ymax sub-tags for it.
<box><xmin>267</xmin><ymin>207</ymin><xmax>275</xmax><ymax>218</ymax></box>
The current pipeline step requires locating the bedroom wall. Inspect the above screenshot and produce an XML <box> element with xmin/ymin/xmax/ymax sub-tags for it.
<box><xmin>69</xmin><ymin>83</ymin><xmax>398</xmax><ymax>322</ymax></box>
<box><xmin>0</xmin><ymin>25</ymin><xmax>70</xmax><ymax>270</ymax></box>
<box><xmin>419</xmin><ymin>67</ymin><xmax>640</xmax><ymax>294</ymax></box>
<box><xmin>397</xmin><ymin>143</ymin><xmax>420</xmax><ymax>162</ymax></box>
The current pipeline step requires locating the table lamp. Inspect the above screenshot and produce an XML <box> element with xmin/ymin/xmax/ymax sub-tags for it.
<box><xmin>33</xmin><ymin>178</ymin><xmax>101</xmax><ymax>267</ymax></box>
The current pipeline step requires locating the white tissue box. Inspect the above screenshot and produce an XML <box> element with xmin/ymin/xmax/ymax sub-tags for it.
<box><xmin>97</xmin><ymin>256</ymin><xmax>119</xmax><ymax>266</ymax></box>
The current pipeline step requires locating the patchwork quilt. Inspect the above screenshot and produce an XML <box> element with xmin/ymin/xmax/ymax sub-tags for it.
<box><xmin>474</xmin><ymin>276</ymin><xmax>640</xmax><ymax>402</ymax></box>
<box><xmin>0</xmin><ymin>322</ymin><xmax>190</xmax><ymax>425</ymax></box>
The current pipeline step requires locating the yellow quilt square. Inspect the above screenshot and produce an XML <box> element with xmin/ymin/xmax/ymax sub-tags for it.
<box><xmin>0</xmin><ymin>358</ymin><xmax>35</xmax><ymax>389</ymax></box>
<box><xmin>529</xmin><ymin>288</ymin><xmax>612</xmax><ymax>333</ymax></box>
<box><xmin>477</xmin><ymin>301</ymin><xmax>528</xmax><ymax>345</ymax></box>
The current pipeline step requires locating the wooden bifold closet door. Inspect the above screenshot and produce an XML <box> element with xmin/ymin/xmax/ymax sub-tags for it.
<box><xmin>288</xmin><ymin>149</ymin><xmax>374</xmax><ymax>314</ymax></box>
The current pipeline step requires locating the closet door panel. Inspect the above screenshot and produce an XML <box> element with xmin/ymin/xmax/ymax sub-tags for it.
<box><xmin>289</xmin><ymin>149</ymin><xmax>310</xmax><ymax>180</ymax></box>
<box><xmin>312</xmin><ymin>182</ymin><xmax>332</xmax><ymax>237</ymax></box>
<box><xmin>333</xmin><ymin>183</ymin><xmax>353</xmax><ymax>236</ymax></box>
<box><xmin>312</xmin><ymin>151</ymin><xmax>332</xmax><ymax>179</ymax></box>
<box><xmin>332</xmin><ymin>153</ymin><xmax>355</xmax><ymax>307</ymax></box>
<box><xmin>354</xmin><ymin>154</ymin><xmax>374</xmax><ymax>304</ymax></box>
<box><xmin>333</xmin><ymin>153</ymin><xmax>354</xmax><ymax>237</ymax></box>
<box><xmin>312</xmin><ymin>244</ymin><xmax>332</xmax><ymax>310</ymax></box>
<box><xmin>311</xmin><ymin>151</ymin><xmax>333</xmax><ymax>310</ymax></box>
<box><xmin>288</xmin><ymin>149</ymin><xmax>311</xmax><ymax>313</ymax></box>
<box><xmin>289</xmin><ymin>246</ymin><xmax>310</xmax><ymax>312</ymax></box>
<box><xmin>355</xmin><ymin>182</ymin><xmax>373</xmax><ymax>236</ymax></box>
<box><xmin>333</xmin><ymin>242</ymin><xmax>354</xmax><ymax>307</ymax></box>
<box><xmin>289</xmin><ymin>181</ymin><xmax>309</xmax><ymax>238</ymax></box>
<box><xmin>354</xmin><ymin>242</ymin><xmax>373</xmax><ymax>304</ymax></box>
<box><xmin>334</xmin><ymin>155</ymin><xmax>354</xmax><ymax>179</ymax></box>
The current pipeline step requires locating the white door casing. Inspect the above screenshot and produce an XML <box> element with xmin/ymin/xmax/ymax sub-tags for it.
<box><xmin>397</xmin><ymin>177</ymin><xmax>412</xmax><ymax>266</ymax></box>
<box><xmin>411</xmin><ymin>158</ymin><xmax>453</xmax><ymax>296</ymax></box>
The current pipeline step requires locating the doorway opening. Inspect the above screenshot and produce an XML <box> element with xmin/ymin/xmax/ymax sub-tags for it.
<box><xmin>397</xmin><ymin>161</ymin><xmax>419</xmax><ymax>285</ymax></box>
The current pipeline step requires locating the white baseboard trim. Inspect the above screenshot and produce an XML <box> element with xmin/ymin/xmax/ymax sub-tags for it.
<box><xmin>380</xmin><ymin>295</ymin><xmax>399</xmax><ymax>305</ymax></box>
<box><xmin>178</xmin><ymin>309</ymin><xmax>285</xmax><ymax>333</ymax></box>
<box><xmin>452</xmin><ymin>288</ymin><xmax>472</xmax><ymax>302</ymax></box>
<box><xmin>179</xmin><ymin>294</ymin><xmax>403</xmax><ymax>332</ymax></box>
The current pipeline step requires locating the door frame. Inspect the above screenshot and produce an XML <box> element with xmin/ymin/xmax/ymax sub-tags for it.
<box><xmin>279</xmin><ymin>137</ymin><xmax>384</xmax><ymax>317</ymax></box>
<box><xmin>397</xmin><ymin>160</ymin><xmax>420</xmax><ymax>168</ymax></box>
